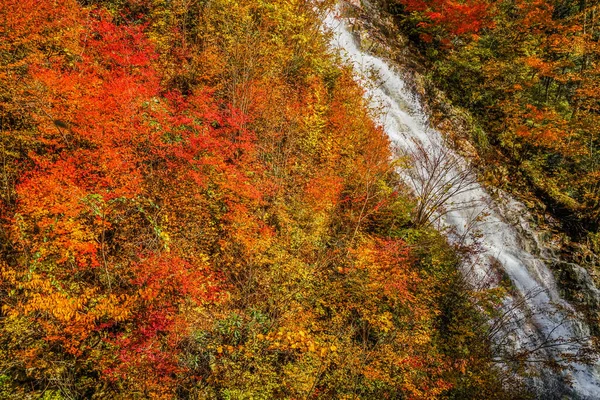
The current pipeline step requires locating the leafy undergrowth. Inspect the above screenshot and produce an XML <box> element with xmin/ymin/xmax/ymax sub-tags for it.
<box><xmin>0</xmin><ymin>1</ymin><xmax>523</xmax><ymax>398</ymax></box>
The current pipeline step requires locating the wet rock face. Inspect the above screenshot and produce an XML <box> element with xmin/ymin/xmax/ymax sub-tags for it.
<box><xmin>553</xmin><ymin>259</ymin><xmax>600</xmax><ymax>337</ymax></box>
<box><xmin>499</xmin><ymin>190</ymin><xmax>600</xmax><ymax>334</ymax></box>
<box><xmin>555</xmin><ymin>261</ymin><xmax>600</xmax><ymax>310</ymax></box>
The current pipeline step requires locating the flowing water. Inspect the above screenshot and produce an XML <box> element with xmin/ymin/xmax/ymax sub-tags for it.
<box><xmin>324</xmin><ymin>7</ymin><xmax>600</xmax><ymax>398</ymax></box>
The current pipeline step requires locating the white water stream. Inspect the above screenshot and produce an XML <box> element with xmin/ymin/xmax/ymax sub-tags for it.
<box><xmin>325</xmin><ymin>7</ymin><xmax>600</xmax><ymax>398</ymax></box>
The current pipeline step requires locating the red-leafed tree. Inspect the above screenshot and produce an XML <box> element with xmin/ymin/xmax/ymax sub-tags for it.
<box><xmin>398</xmin><ymin>0</ymin><xmax>494</xmax><ymax>43</ymax></box>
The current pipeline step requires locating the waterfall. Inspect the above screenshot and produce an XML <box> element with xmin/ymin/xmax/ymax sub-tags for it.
<box><xmin>324</xmin><ymin>7</ymin><xmax>600</xmax><ymax>398</ymax></box>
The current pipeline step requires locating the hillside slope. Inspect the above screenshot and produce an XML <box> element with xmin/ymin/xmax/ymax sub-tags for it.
<box><xmin>0</xmin><ymin>0</ymin><xmax>524</xmax><ymax>398</ymax></box>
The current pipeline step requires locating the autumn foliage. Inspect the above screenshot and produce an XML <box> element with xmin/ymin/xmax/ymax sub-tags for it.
<box><xmin>396</xmin><ymin>0</ymin><xmax>494</xmax><ymax>44</ymax></box>
<box><xmin>392</xmin><ymin>0</ymin><xmax>600</xmax><ymax>244</ymax></box>
<box><xmin>0</xmin><ymin>0</ymin><xmax>513</xmax><ymax>398</ymax></box>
